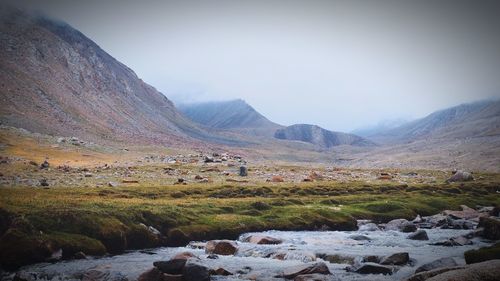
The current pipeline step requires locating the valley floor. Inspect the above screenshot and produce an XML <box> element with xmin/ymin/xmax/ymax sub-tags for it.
<box><xmin>0</xmin><ymin>126</ymin><xmax>499</xmax><ymax>273</ymax></box>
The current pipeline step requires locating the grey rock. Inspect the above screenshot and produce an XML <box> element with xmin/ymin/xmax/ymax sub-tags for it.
<box><xmin>408</xmin><ymin>230</ymin><xmax>429</xmax><ymax>240</ymax></box>
<box><xmin>380</xmin><ymin>252</ymin><xmax>410</xmax><ymax>265</ymax></box>
<box><xmin>415</xmin><ymin>257</ymin><xmax>458</xmax><ymax>273</ymax></box>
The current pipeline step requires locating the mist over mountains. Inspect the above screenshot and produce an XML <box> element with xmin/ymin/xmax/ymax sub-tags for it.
<box><xmin>0</xmin><ymin>7</ymin><xmax>499</xmax><ymax>170</ymax></box>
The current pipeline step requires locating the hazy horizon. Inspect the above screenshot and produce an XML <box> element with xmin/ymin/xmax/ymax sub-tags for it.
<box><xmin>6</xmin><ymin>0</ymin><xmax>500</xmax><ymax>132</ymax></box>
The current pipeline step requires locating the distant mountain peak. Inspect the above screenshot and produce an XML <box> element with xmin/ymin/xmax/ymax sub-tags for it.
<box><xmin>274</xmin><ymin>124</ymin><xmax>375</xmax><ymax>148</ymax></box>
<box><xmin>178</xmin><ymin>100</ymin><xmax>282</xmax><ymax>136</ymax></box>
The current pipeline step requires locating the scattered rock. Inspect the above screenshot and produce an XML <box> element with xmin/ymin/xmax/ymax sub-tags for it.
<box><xmin>205</xmin><ymin>240</ymin><xmax>238</xmax><ymax>255</ymax></box>
<box><xmin>408</xmin><ymin>230</ymin><xmax>429</xmax><ymax>240</ymax></box>
<box><xmin>207</xmin><ymin>254</ymin><xmax>218</xmax><ymax>259</ymax></box>
<box><xmin>39</xmin><ymin>179</ymin><xmax>49</xmax><ymax>187</ymax></box>
<box><xmin>478</xmin><ymin>217</ymin><xmax>500</xmax><ymax>240</ymax></box>
<box><xmin>349</xmin><ymin>262</ymin><xmax>393</xmax><ymax>275</ymax></box>
<box><xmin>348</xmin><ymin>234</ymin><xmax>371</xmax><ymax>241</ymax></box>
<box><xmin>73</xmin><ymin>251</ymin><xmax>87</xmax><ymax>260</ymax></box>
<box><xmin>425</xmin><ymin>259</ymin><xmax>500</xmax><ymax>281</ymax></box>
<box><xmin>446</xmin><ymin>170</ymin><xmax>473</xmax><ymax>182</ymax></box>
<box><xmin>243</xmin><ymin>235</ymin><xmax>282</xmax><ymax>245</ymax></box>
<box><xmin>40</xmin><ymin>160</ymin><xmax>49</xmax><ymax>169</ymax></box>
<box><xmin>432</xmin><ymin>236</ymin><xmax>471</xmax><ymax>246</ymax></box>
<box><xmin>194</xmin><ymin>175</ymin><xmax>203</xmax><ymax>180</ymax></box>
<box><xmin>172</xmin><ymin>251</ymin><xmax>198</xmax><ymax>260</ymax></box>
<box><xmin>271</xmin><ymin>175</ymin><xmax>284</xmax><ymax>182</ymax></box>
<box><xmin>153</xmin><ymin>259</ymin><xmax>186</xmax><ymax>274</ymax></box>
<box><xmin>407</xmin><ymin>266</ymin><xmax>465</xmax><ymax>281</ymax></box>
<box><xmin>204</xmin><ymin>156</ymin><xmax>214</xmax><ymax>163</ymax></box>
<box><xmin>251</xmin><ymin>201</ymin><xmax>271</xmax><ymax>210</ymax></box>
<box><xmin>385</xmin><ymin>219</ymin><xmax>415</xmax><ymax>232</ymax></box>
<box><xmin>415</xmin><ymin>257</ymin><xmax>458</xmax><ymax>273</ymax></box>
<box><xmin>294</xmin><ymin>274</ymin><xmax>329</xmax><ymax>281</ymax></box>
<box><xmin>239</xmin><ymin>166</ymin><xmax>248</xmax><ymax>177</ymax></box>
<box><xmin>137</xmin><ymin>267</ymin><xmax>162</xmax><ymax>281</ymax></box>
<box><xmin>210</xmin><ymin>267</ymin><xmax>233</xmax><ymax>276</ymax></box>
<box><xmin>280</xmin><ymin>262</ymin><xmax>331</xmax><ymax>279</ymax></box>
<box><xmin>182</xmin><ymin>262</ymin><xmax>210</xmax><ymax>281</ymax></box>
<box><xmin>443</xmin><ymin>205</ymin><xmax>480</xmax><ymax>220</ymax></box>
<box><xmin>107</xmin><ymin>182</ymin><xmax>118</xmax><ymax>187</ymax></box>
<box><xmin>464</xmin><ymin>242</ymin><xmax>500</xmax><ymax>264</ymax></box>
<box><xmin>380</xmin><ymin>252</ymin><xmax>409</xmax><ymax>265</ymax></box>
<box><xmin>358</xmin><ymin>223</ymin><xmax>380</xmax><ymax>231</ymax></box>
<box><xmin>29</xmin><ymin>160</ymin><xmax>38</xmax><ymax>166</ymax></box>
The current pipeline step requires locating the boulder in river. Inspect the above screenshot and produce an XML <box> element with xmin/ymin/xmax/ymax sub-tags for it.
<box><xmin>294</xmin><ymin>274</ymin><xmax>329</xmax><ymax>281</ymax></box>
<box><xmin>182</xmin><ymin>262</ymin><xmax>210</xmax><ymax>281</ymax></box>
<box><xmin>464</xmin><ymin>242</ymin><xmax>500</xmax><ymax>264</ymax></box>
<box><xmin>153</xmin><ymin>259</ymin><xmax>186</xmax><ymax>274</ymax></box>
<box><xmin>348</xmin><ymin>234</ymin><xmax>371</xmax><ymax>241</ymax></box>
<box><xmin>358</xmin><ymin>223</ymin><xmax>380</xmax><ymax>231</ymax></box>
<box><xmin>348</xmin><ymin>262</ymin><xmax>393</xmax><ymax>275</ymax></box>
<box><xmin>280</xmin><ymin>262</ymin><xmax>331</xmax><ymax>279</ymax></box>
<box><xmin>443</xmin><ymin>205</ymin><xmax>480</xmax><ymax>220</ymax></box>
<box><xmin>415</xmin><ymin>257</ymin><xmax>458</xmax><ymax>273</ymax></box>
<box><xmin>408</xmin><ymin>230</ymin><xmax>429</xmax><ymax>240</ymax></box>
<box><xmin>385</xmin><ymin>219</ymin><xmax>416</xmax><ymax>232</ymax></box>
<box><xmin>137</xmin><ymin>267</ymin><xmax>162</xmax><ymax>281</ymax></box>
<box><xmin>478</xmin><ymin>217</ymin><xmax>500</xmax><ymax>240</ymax></box>
<box><xmin>205</xmin><ymin>240</ymin><xmax>238</xmax><ymax>255</ymax></box>
<box><xmin>380</xmin><ymin>252</ymin><xmax>409</xmax><ymax>265</ymax></box>
<box><xmin>243</xmin><ymin>235</ymin><xmax>282</xmax><ymax>244</ymax></box>
<box><xmin>425</xmin><ymin>259</ymin><xmax>500</xmax><ymax>281</ymax></box>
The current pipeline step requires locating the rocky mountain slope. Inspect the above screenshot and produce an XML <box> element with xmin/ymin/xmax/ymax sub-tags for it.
<box><xmin>178</xmin><ymin>99</ymin><xmax>283</xmax><ymax>137</ymax></box>
<box><xmin>274</xmin><ymin>124</ymin><xmax>375</xmax><ymax>148</ymax></box>
<box><xmin>368</xmin><ymin>100</ymin><xmax>500</xmax><ymax>144</ymax></box>
<box><xmin>0</xmin><ymin>8</ymin><xmax>237</xmax><ymax>147</ymax></box>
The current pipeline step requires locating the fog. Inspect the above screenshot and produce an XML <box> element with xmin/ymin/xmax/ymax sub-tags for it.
<box><xmin>7</xmin><ymin>0</ymin><xmax>500</xmax><ymax>131</ymax></box>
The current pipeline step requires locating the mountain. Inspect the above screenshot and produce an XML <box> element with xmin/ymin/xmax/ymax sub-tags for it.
<box><xmin>369</xmin><ymin>100</ymin><xmax>500</xmax><ymax>144</ymax></box>
<box><xmin>274</xmin><ymin>124</ymin><xmax>375</xmax><ymax>148</ymax></box>
<box><xmin>0</xmin><ymin>8</ymin><xmax>236</xmax><ymax>146</ymax></box>
<box><xmin>178</xmin><ymin>99</ymin><xmax>283</xmax><ymax>137</ymax></box>
<box><xmin>352</xmin><ymin>118</ymin><xmax>411</xmax><ymax>137</ymax></box>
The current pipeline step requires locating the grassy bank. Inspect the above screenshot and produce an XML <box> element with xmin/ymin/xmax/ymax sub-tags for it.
<box><xmin>1</xmin><ymin>178</ymin><xmax>499</xmax><ymax>270</ymax></box>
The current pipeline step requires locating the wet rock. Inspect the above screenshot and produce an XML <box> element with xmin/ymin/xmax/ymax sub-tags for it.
<box><xmin>182</xmin><ymin>262</ymin><xmax>210</xmax><ymax>281</ymax></box>
<box><xmin>244</xmin><ymin>235</ymin><xmax>282</xmax><ymax>244</ymax></box>
<box><xmin>82</xmin><ymin>269</ymin><xmax>128</xmax><ymax>281</ymax></box>
<box><xmin>172</xmin><ymin>251</ymin><xmax>198</xmax><ymax>260</ymax></box>
<box><xmin>407</xmin><ymin>266</ymin><xmax>465</xmax><ymax>281</ymax></box>
<box><xmin>153</xmin><ymin>259</ymin><xmax>186</xmax><ymax>274</ymax></box>
<box><xmin>464</xmin><ymin>242</ymin><xmax>500</xmax><ymax>264</ymax></box>
<box><xmin>425</xmin><ymin>259</ymin><xmax>500</xmax><ymax>281</ymax></box>
<box><xmin>294</xmin><ymin>274</ymin><xmax>329</xmax><ymax>281</ymax></box>
<box><xmin>432</xmin><ymin>236</ymin><xmax>471</xmax><ymax>246</ymax></box>
<box><xmin>73</xmin><ymin>251</ymin><xmax>87</xmax><ymax>259</ymax></box>
<box><xmin>362</xmin><ymin>255</ymin><xmax>381</xmax><ymax>263</ymax></box>
<box><xmin>162</xmin><ymin>274</ymin><xmax>183</xmax><ymax>281</ymax></box>
<box><xmin>207</xmin><ymin>254</ymin><xmax>219</xmax><ymax>259</ymax></box>
<box><xmin>280</xmin><ymin>262</ymin><xmax>331</xmax><ymax>279</ymax></box>
<box><xmin>415</xmin><ymin>257</ymin><xmax>458</xmax><ymax>273</ymax></box>
<box><xmin>446</xmin><ymin>170</ymin><xmax>473</xmax><ymax>182</ymax></box>
<box><xmin>205</xmin><ymin>240</ymin><xmax>238</xmax><ymax>255</ymax></box>
<box><xmin>478</xmin><ymin>217</ymin><xmax>500</xmax><ymax>240</ymax></box>
<box><xmin>412</xmin><ymin>215</ymin><xmax>423</xmax><ymax>223</ymax></box>
<box><xmin>380</xmin><ymin>252</ymin><xmax>409</xmax><ymax>265</ymax></box>
<box><xmin>348</xmin><ymin>234</ymin><xmax>371</xmax><ymax>241</ymax></box>
<box><xmin>425</xmin><ymin>214</ymin><xmax>448</xmax><ymax>227</ymax></box>
<box><xmin>408</xmin><ymin>230</ymin><xmax>429</xmax><ymax>240</ymax></box>
<box><xmin>137</xmin><ymin>267</ymin><xmax>162</xmax><ymax>281</ymax></box>
<box><xmin>385</xmin><ymin>219</ymin><xmax>416</xmax><ymax>232</ymax></box>
<box><xmin>349</xmin><ymin>262</ymin><xmax>393</xmax><ymax>275</ymax></box>
<box><xmin>358</xmin><ymin>223</ymin><xmax>380</xmax><ymax>231</ymax></box>
<box><xmin>210</xmin><ymin>267</ymin><xmax>233</xmax><ymax>276</ymax></box>
<box><xmin>239</xmin><ymin>166</ymin><xmax>248</xmax><ymax>176</ymax></box>
<box><xmin>443</xmin><ymin>205</ymin><xmax>480</xmax><ymax>220</ymax></box>
<box><xmin>318</xmin><ymin>253</ymin><xmax>355</xmax><ymax>265</ymax></box>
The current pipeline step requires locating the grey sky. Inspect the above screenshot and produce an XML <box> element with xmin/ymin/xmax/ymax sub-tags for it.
<box><xmin>7</xmin><ymin>0</ymin><xmax>500</xmax><ymax>131</ymax></box>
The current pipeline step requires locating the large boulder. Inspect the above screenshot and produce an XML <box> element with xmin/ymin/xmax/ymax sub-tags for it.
<box><xmin>280</xmin><ymin>262</ymin><xmax>331</xmax><ymax>279</ymax></box>
<box><xmin>380</xmin><ymin>252</ymin><xmax>410</xmax><ymax>265</ymax></box>
<box><xmin>464</xmin><ymin>243</ymin><xmax>500</xmax><ymax>264</ymax></box>
<box><xmin>406</xmin><ymin>266</ymin><xmax>465</xmax><ymax>281</ymax></box>
<box><xmin>385</xmin><ymin>219</ymin><xmax>416</xmax><ymax>232</ymax></box>
<box><xmin>243</xmin><ymin>235</ymin><xmax>282</xmax><ymax>245</ymax></box>
<box><xmin>408</xmin><ymin>230</ymin><xmax>429</xmax><ymax>240</ymax></box>
<box><xmin>294</xmin><ymin>274</ymin><xmax>329</xmax><ymax>281</ymax></box>
<box><xmin>443</xmin><ymin>205</ymin><xmax>480</xmax><ymax>220</ymax></box>
<box><xmin>205</xmin><ymin>240</ymin><xmax>238</xmax><ymax>255</ymax></box>
<box><xmin>153</xmin><ymin>259</ymin><xmax>186</xmax><ymax>275</ymax></box>
<box><xmin>446</xmin><ymin>171</ymin><xmax>473</xmax><ymax>182</ymax></box>
<box><xmin>182</xmin><ymin>262</ymin><xmax>210</xmax><ymax>281</ymax></box>
<box><xmin>415</xmin><ymin>257</ymin><xmax>458</xmax><ymax>273</ymax></box>
<box><xmin>349</xmin><ymin>262</ymin><xmax>393</xmax><ymax>275</ymax></box>
<box><xmin>426</xmin><ymin>259</ymin><xmax>500</xmax><ymax>281</ymax></box>
<box><xmin>478</xmin><ymin>217</ymin><xmax>500</xmax><ymax>240</ymax></box>
<box><xmin>137</xmin><ymin>268</ymin><xmax>162</xmax><ymax>281</ymax></box>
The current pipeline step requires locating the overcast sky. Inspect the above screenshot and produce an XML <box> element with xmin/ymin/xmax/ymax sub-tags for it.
<box><xmin>7</xmin><ymin>0</ymin><xmax>500</xmax><ymax>131</ymax></box>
